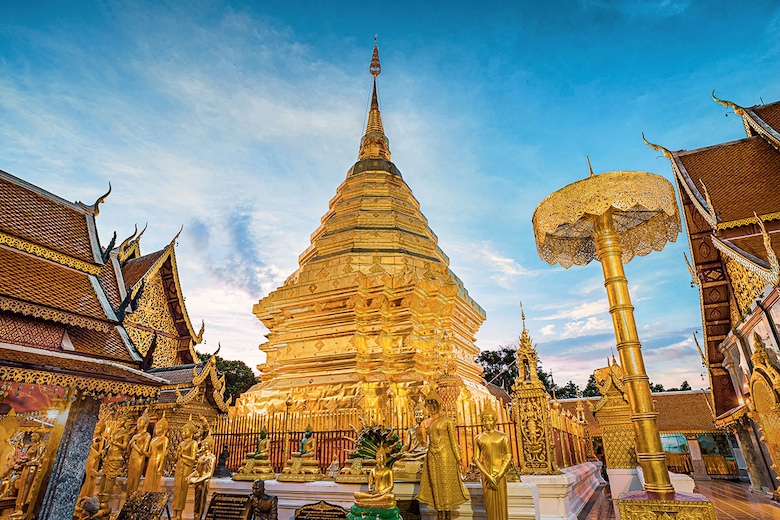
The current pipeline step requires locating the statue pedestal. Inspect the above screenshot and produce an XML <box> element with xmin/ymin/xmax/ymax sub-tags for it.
<box><xmin>347</xmin><ymin>505</ymin><xmax>401</xmax><ymax>520</ymax></box>
<box><xmin>520</xmin><ymin>462</ymin><xmax>602</xmax><ymax>520</ymax></box>
<box><xmin>617</xmin><ymin>491</ymin><xmax>715</xmax><ymax>520</ymax></box>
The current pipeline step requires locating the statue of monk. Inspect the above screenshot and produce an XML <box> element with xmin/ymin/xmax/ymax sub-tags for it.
<box><xmin>172</xmin><ymin>418</ymin><xmax>199</xmax><ymax>520</ymax></box>
<box><xmin>416</xmin><ymin>389</ymin><xmax>468</xmax><ymax>520</ymax></box>
<box><xmin>401</xmin><ymin>403</ymin><xmax>428</xmax><ymax>461</ymax></box>
<box><xmin>77</xmin><ymin>419</ymin><xmax>106</xmax><ymax>502</ymax></box>
<box><xmin>251</xmin><ymin>479</ymin><xmax>278</xmax><ymax>520</ymax></box>
<box><xmin>142</xmin><ymin>413</ymin><xmax>170</xmax><ymax>492</ymax></box>
<box><xmin>187</xmin><ymin>434</ymin><xmax>216</xmax><ymax>520</ymax></box>
<box><xmin>353</xmin><ymin>446</ymin><xmax>396</xmax><ymax>509</ymax></box>
<box><xmin>14</xmin><ymin>430</ymin><xmax>45</xmax><ymax>512</ymax></box>
<box><xmin>473</xmin><ymin>403</ymin><xmax>511</xmax><ymax>520</ymax></box>
<box><xmin>125</xmin><ymin>409</ymin><xmax>151</xmax><ymax>495</ymax></box>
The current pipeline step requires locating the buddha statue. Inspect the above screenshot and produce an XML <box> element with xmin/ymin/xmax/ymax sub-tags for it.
<box><xmin>142</xmin><ymin>412</ymin><xmax>170</xmax><ymax>492</ymax></box>
<box><xmin>393</xmin><ymin>402</ymin><xmax>428</xmax><ymax>481</ymax></box>
<box><xmin>473</xmin><ymin>403</ymin><xmax>511</xmax><ymax>520</ymax></box>
<box><xmin>353</xmin><ymin>446</ymin><xmax>397</xmax><ymax>509</ymax></box>
<box><xmin>98</xmin><ymin>414</ymin><xmax>131</xmax><ymax>514</ymax></box>
<box><xmin>126</xmin><ymin>409</ymin><xmax>151</xmax><ymax>495</ymax></box>
<box><xmin>278</xmin><ymin>425</ymin><xmax>323</xmax><ymax>482</ymax></box>
<box><xmin>416</xmin><ymin>388</ymin><xmax>468</xmax><ymax>520</ymax></box>
<box><xmin>14</xmin><ymin>429</ymin><xmax>46</xmax><ymax>513</ymax></box>
<box><xmin>77</xmin><ymin>418</ymin><xmax>106</xmax><ymax>503</ymax></box>
<box><xmin>187</xmin><ymin>434</ymin><xmax>216</xmax><ymax>520</ymax></box>
<box><xmin>233</xmin><ymin>430</ymin><xmax>275</xmax><ymax>481</ymax></box>
<box><xmin>172</xmin><ymin>417</ymin><xmax>199</xmax><ymax>520</ymax></box>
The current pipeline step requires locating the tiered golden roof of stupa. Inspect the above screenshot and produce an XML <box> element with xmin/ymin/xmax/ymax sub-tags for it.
<box><xmin>236</xmin><ymin>46</ymin><xmax>492</xmax><ymax>416</ymax></box>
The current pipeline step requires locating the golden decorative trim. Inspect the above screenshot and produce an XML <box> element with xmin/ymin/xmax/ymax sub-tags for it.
<box><xmin>716</xmin><ymin>211</ymin><xmax>780</xmax><ymax>230</ymax></box>
<box><xmin>0</xmin><ymin>366</ymin><xmax>159</xmax><ymax>397</ymax></box>
<box><xmin>0</xmin><ymin>295</ymin><xmax>113</xmax><ymax>332</ymax></box>
<box><xmin>723</xmin><ymin>258</ymin><xmax>766</xmax><ymax>318</ymax></box>
<box><xmin>712</xmin><ymin>235</ymin><xmax>775</xmax><ymax>284</ymax></box>
<box><xmin>0</xmin><ymin>231</ymin><xmax>100</xmax><ymax>274</ymax></box>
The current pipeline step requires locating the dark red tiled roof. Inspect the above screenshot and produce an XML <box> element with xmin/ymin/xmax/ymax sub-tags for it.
<box><xmin>559</xmin><ymin>391</ymin><xmax>718</xmax><ymax>437</ymax></box>
<box><xmin>147</xmin><ymin>364</ymin><xmax>202</xmax><ymax>385</ymax></box>
<box><xmin>752</xmin><ymin>102</ymin><xmax>780</xmax><ymax>135</ymax></box>
<box><xmin>676</xmin><ymin>137</ymin><xmax>780</xmax><ymax>224</ymax></box>
<box><xmin>0</xmin><ymin>248</ymin><xmax>109</xmax><ymax>322</ymax></box>
<box><xmin>67</xmin><ymin>325</ymin><xmax>134</xmax><ymax>362</ymax></box>
<box><xmin>0</xmin><ymin>171</ymin><xmax>96</xmax><ymax>264</ymax></box>
<box><xmin>123</xmin><ymin>249</ymin><xmax>165</xmax><ymax>289</ymax></box>
<box><xmin>727</xmin><ymin>234</ymin><xmax>780</xmax><ymax>267</ymax></box>
<box><xmin>0</xmin><ymin>311</ymin><xmax>65</xmax><ymax>351</ymax></box>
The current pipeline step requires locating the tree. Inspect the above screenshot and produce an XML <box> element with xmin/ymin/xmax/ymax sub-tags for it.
<box><xmin>197</xmin><ymin>352</ymin><xmax>257</xmax><ymax>402</ymax></box>
<box><xmin>680</xmin><ymin>380</ymin><xmax>691</xmax><ymax>391</ymax></box>
<box><xmin>649</xmin><ymin>382</ymin><xmax>665</xmax><ymax>393</ymax></box>
<box><xmin>475</xmin><ymin>345</ymin><xmax>518</xmax><ymax>391</ymax></box>
<box><xmin>582</xmin><ymin>374</ymin><xmax>600</xmax><ymax>397</ymax></box>
<box><xmin>556</xmin><ymin>381</ymin><xmax>579</xmax><ymax>399</ymax></box>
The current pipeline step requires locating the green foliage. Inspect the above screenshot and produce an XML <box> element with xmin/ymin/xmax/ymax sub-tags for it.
<box><xmin>476</xmin><ymin>345</ymin><xmax>518</xmax><ymax>391</ymax></box>
<box><xmin>196</xmin><ymin>351</ymin><xmax>257</xmax><ymax>402</ymax></box>
<box><xmin>582</xmin><ymin>374</ymin><xmax>600</xmax><ymax>397</ymax></box>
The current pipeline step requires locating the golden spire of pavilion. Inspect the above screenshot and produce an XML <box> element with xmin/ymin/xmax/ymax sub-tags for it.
<box><xmin>359</xmin><ymin>42</ymin><xmax>391</xmax><ymax>161</ymax></box>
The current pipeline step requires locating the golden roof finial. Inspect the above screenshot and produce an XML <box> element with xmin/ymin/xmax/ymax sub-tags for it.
<box><xmin>359</xmin><ymin>41</ymin><xmax>391</xmax><ymax>161</ymax></box>
<box><xmin>642</xmin><ymin>133</ymin><xmax>674</xmax><ymax>159</ymax></box>
<box><xmin>712</xmin><ymin>90</ymin><xmax>746</xmax><ymax>116</ymax></box>
<box><xmin>586</xmin><ymin>154</ymin><xmax>594</xmax><ymax>177</ymax></box>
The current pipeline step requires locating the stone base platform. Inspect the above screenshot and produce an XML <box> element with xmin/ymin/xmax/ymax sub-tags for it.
<box><xmin>521</xmin><ymin>462</ymin><xmax>603</xmax><ymax>520</ymax></box>
<box><xmin>617</xmin><ymin>490</ymin><xmax>716</xmax><ymax>519</ymax></box>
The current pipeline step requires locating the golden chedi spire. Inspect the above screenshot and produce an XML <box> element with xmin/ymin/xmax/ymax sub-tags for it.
<box><xmin>358</xmin><ymin>44</ymin><xmax>391</xmax><ymax>161</ymax></box>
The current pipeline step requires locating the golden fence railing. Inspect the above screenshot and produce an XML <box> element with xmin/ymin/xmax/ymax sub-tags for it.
<box><xmin>214</xmin><ymin>398</ymin><xmax>593</xmax><ymax>474</ymax></box>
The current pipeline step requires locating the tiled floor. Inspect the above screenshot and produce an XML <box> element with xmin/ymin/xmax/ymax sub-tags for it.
<box><xmin>580</xmin><ymin>480</ymin><xmax>780</xmax><ymax>520</ymax></box>
<box><xmin>695</xmin><ymin>480</ymin><xmax>780</xmax><ymax>520</ymax></box>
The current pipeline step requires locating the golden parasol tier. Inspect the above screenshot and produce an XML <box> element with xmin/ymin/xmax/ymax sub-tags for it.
<box><xmin>532</xmin><ymin>170</ymin><xmax>680</xmax><ymax>496</ymax></box>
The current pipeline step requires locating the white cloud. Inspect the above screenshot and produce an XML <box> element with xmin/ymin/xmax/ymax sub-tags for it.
<box><xmin>539</xmin><ymin>324</ymin><xmax>556</xmax><ymax>336</ymax></box>
<box><xmin>539</xmin><ymin>298</ymin><xmax>608</xmax><ymax>321</ymax></box>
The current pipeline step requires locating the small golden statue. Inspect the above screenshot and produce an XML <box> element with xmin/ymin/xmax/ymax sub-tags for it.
<box><xmin>393</xmin><ymin>402</ymin><xmax>428</xmax><ymax>481</ymax></box>
<box><xmin>416</xmin><ymin>388</ymin><xmax>468</xmax><ymax>520</ymax></box>
<box><xmin>14</xmin><ymin>429</ymin><xmax>46</xmax><ymax>513</ymax></box>
<box><xmin>353</xmin><ymin>446</ymin><xmax>396</xmax><ymax>509</ymax></box>
<box><xmin>142</xmin><ymin>412</ymin><xmax>170</xmax><ymax>492</ymax></box>
<box><xmin>346</xmin><ymin>425</ymin><xmax>402</xmax><ymax>520</ymax></box>
<box><xmin>77</xmin><ymin>418</ymin><xmax>106</xmax><ymax>503</ymax></box>
<box><xmin>233</xmin><ymin>430</ymin><xmax>275</xmax><ymax>481</ymax></box>
<box><xmin>278</xmin><ymin>425</ymin><xmax>323</xmax><ymax>482</ymax></box>
<box><xmin>0</xmin><ymin>409</ymin><xmax>18</xmax><ymax>482</ymax></box>
<box><xmin>172</xmin><ymin>417</ymin><xmax>199</xmax><ymax>520</ymax></box>
<box><xmin>187</xmin><ymin>434</ymin><xmax>216</xmax><ymax>520</ymax></box>
<box><xmin>126</xmin><ymin>409</ymin><xmax>151</xmax><ymax>495</ymax></box>
<box><xmin>98</xmin><ymin>413</ymin><xmax>131</xmax><ymax>514</ymax></box>
<box><xmin>473</xmin><ymin>403</ymin><xmax>511</xmax><ymax>520</ymax></box>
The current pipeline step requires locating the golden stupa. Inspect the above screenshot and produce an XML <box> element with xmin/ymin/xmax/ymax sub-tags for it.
<box><xmin>236</xmin><ymin>46</ymin><xmax>492</xmax><ymax>416</ymax></box>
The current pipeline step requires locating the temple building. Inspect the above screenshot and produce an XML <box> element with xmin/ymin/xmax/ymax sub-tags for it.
<box><xmin>645</xmin><ymin>95</ymin><xmax>780</xmax><ymax>496</ymax></box>
<box><xmin>0</xmin><ymin>169</ymin><xmax>224</xmax><ymax>518</ymax></box>
<box><xmin>236</xmin><ymin>46</ymin><xmax>494</xmax><ymax>417</ymax></box>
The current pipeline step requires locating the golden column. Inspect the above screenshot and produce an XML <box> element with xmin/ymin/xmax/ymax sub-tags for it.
<box><xmin>532</xmin><ymin>169</ymin><xmax>680</xmax><ymax>495</ymax></box>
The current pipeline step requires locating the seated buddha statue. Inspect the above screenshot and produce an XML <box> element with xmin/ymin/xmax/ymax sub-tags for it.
<box><xmin>278</xmin><ymin>426</ymin><xmax>323</xmax><ymax>482</ymax></box>
<box><xmin>233</xmin><ymin>430</ymin><xmax>275</xmax><ymax>481</ymax></box>
<box><xmin>393</xmin><ymin>403</ymin><xmax>428</xmax><ymax>481</ymax></box>
<box><xmin>353</xmin><ymin>446</ymin><xmax>396</xmax><ymax>509</ymax></box>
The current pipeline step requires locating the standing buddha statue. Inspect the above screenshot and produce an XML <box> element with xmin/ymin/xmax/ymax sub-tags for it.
<box><xmin>77</xmin><ymin>418</ymin><xmax>106</xmax><ymax>502</ymax></box>
<box><xmin>13</xmin><ymin>430</ymin><xmax>46</xmax><ymax>513</ymax></box>
<box><xmin>187</xmin><ymin>434</ymin><xmax>216</xmax><ymax>520</ymax></box>
<box><xmin>473</xmin><ymin>403</ymin><xmax>511</xmax><ymax>520</ymax></box>
<box><xmin>172</xmin><ymin>417</ymin><xmax>198</xmax><ymax>520</ymax></box>
<box><xmin>416</xmin><ymin>388</ymin><xmax>468</xmax><ymax>520</ymax></box>
<box><xmin>142</xmin><ymin>412</ymin><xmax>170</xmax><ymax>492</ymax></box>
<box><xmin>126</xmin><ymin>409</ymin><xmax>151</xmax><ymax>495</ymax></box>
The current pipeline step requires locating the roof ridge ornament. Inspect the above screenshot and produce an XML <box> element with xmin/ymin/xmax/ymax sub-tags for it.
<box><xmin>699</xmin><ymin>179</ymin><xmax>718</xmax><ymax>224</ymax></box>
<box><xmin>712</xmin><ymin>90</ymin><xmax>746</xmax><ymax>117</ymax></box>
<box><xmin>586</xmin><ymin>154</ymin><xmax>595</xmax><ymax>177</ymax></box>
<box><xmin>91</xmin><ymin>183</ymin><xmax>111</xmax><ymax>216</ymax></box>
<box><xmin>642</xmin><ymin>133</ymin><xmax>674</xmax><ymax>159</ymax></box>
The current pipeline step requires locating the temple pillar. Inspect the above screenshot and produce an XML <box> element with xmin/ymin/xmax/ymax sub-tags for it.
<box><xmin>735</xmin><ymin>420</ymin><xmax>775</xmax><ymax>493</ymax></box>
<box><xmin>685</xmin><ymin>435</ymin><xmax>710</xmax><ymax>481</ymax></box>
<box><xmin>34</xmin><ymin>392</ymin><xmax>100</xmax><ymax>519</ymax></box>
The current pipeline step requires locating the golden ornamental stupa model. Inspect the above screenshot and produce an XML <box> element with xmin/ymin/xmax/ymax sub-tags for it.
<box><xmin>236</xmin><ymin>45</ymin><xmax>495</xmax><ymax>419</ymax></box>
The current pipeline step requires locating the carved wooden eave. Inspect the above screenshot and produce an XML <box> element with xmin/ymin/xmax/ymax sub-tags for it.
<box><xmin>122</xmin><ymin>238</ymin><xmax>204</xmax><ymax>364</ymax></box>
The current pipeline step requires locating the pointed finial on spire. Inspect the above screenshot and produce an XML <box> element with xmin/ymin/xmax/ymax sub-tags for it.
<box><xmin>586</xmin><ymin>154</ymin><xmax>594</xmax><ymax>177</ymax></box>
<box><xmin>359</xmin><ymin>41</ymin><xmax>391</xmax><ymax>161</ymax></box>
<box><xmin>520</xmin><ymin>301</ymin><xmax>526</xmax><ymax>326</ymax></box>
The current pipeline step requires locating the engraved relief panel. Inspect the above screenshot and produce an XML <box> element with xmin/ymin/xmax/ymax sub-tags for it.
<box><xmin>124</xmin><ymin>273</ymin><xmax>179</xmax><ymax>367</ymax></box>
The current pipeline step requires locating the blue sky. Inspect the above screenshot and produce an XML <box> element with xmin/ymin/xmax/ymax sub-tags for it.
<box><xmin>2</xmin><ymin>0</ymin><xmax>779</xmax><ymax>389</ymax></box>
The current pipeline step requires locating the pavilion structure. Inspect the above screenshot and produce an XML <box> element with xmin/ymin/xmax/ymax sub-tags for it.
<box><xmin>236</xmin><ymin>45</ymin><xmax>495</xmax><ymax>420</ymax></box>
<box><xmin>645</xmin><ymin>94</ymin><xmax>780</xmax><ymax>497</ymax></box>
<box><xmin>0</xmin><ymin>169</ymin><xmax>223</xmax><ymax>519</ymax></box>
